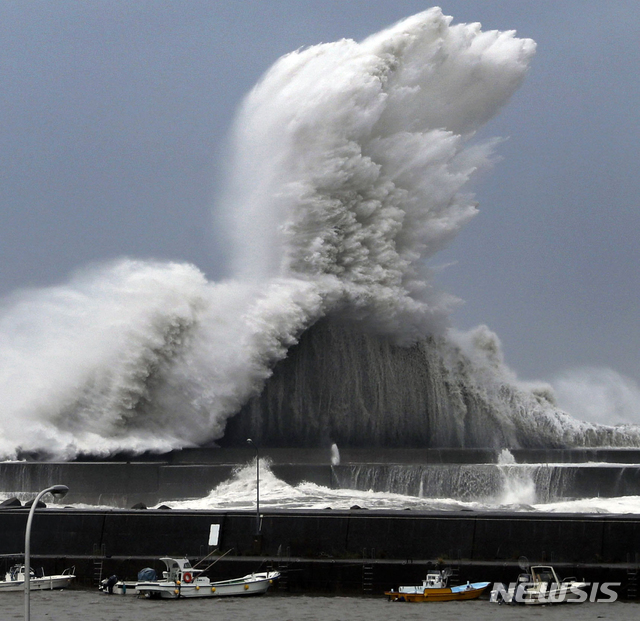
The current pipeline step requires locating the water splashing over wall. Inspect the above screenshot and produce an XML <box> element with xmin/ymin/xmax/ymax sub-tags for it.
<box><xmin>0</xmin><ymin>9</ymin><xmax>638</xmax><ymax>459</ymax></box>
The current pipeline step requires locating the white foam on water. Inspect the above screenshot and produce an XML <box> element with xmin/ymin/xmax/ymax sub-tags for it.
<box><xmin>155</xmin><ymin>462</ymin><xmax>640</xmax><ymax>515</ymax></box>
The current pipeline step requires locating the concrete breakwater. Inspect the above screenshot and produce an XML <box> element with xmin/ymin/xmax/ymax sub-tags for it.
<box><xmin>2</xmin><ymin>448</ymin><xmax>640</xmax><ymax>507</ymax></box>
<box><xmin>2</xmin><ymin>448</ymin><xmax>640</xmax><ymax>596</ymax></box>
<box><xmin>1</xmin><ymin>507</ymin><xmax>640</xmax><ymax>565</ymax></box>
<box><xmin>0</xmin><ymin>507</ymin><xmax>639</xmax><ymax>597</ymax></box>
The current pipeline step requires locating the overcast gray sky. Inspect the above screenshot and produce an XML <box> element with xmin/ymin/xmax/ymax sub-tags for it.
<box><xmin>1</xmin><ymin>1</ymin><xmax>638</xmax><ymax>402</ymax></box>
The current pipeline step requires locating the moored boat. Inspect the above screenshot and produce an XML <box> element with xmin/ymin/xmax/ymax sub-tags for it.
<box><xmin>134</xmin><ymin>557</ymin><xmax>280</xmax><ymax>599</ymax></box>
<box><xmin>0</xmin><ymin>565</ymin><xmax>75</xmax><ymax>592</ymax></box>
<box><xmin>98</xmin><ymin>576</ymin><xmax>138</xmax><ymax>595</ymax></box>
<box><xmin>490</xmin><ymin>565</ymin><xmax>589</xmax><ymax>605</ymax></box>
<box><xmin>385</xmin><ymin>570</ymin><xmax>490</xmax><ymax>602</ymax></box>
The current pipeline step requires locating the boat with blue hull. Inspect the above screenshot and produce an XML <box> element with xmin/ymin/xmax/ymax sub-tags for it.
<box><xmin>385</xmin><ymin>570</ymin><xmax>490</xmax><ymax>602</ymax></box>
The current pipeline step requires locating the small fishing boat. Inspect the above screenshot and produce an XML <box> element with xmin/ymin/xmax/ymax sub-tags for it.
<box><xmin>133</xmin><ymin>557</ymin><xmax>280</xmax><ymax>599</ymax></box>
<box><xmin>0</xmin><ymin>565</ymin><xmax>75</xmax><ymax>592</ymax></box>
<box><xmin>385</xmin><ymin>569</ymin><xmax>490</xmax><ymax>602</ymax></box>
<box><xmin>490</xmin><ymin>565</ymin><xmax>589</xmax><ymax>605</ymax></box>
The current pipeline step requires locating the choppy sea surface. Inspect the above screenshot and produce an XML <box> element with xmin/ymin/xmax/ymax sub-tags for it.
<box><xmin>3</xmin><ymin>590</ymin><xmax>640</xmax><ymax>621</ymax></box>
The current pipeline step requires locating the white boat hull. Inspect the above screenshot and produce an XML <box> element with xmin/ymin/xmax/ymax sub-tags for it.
<box><xmin>490</xmin><ymin>565</ymin><xmax>589</xmax><ymax>605</ymax></box>
<box><xmin>136</xmin><ymin>572</ymin><xmax>280</xmax><ymax>599</ymax></box>
<box><xmin>0</xmin><ymin>575</ymin><xmax>74</xmax><ymax>592</ymax></box>
<box><xmin>98</xmin><ymin>581</ymin><xmax>138</xmax><ymax>596</ymax></box>
<box><xmin>522</xmin><ymin>583</ymin><xmax>590</xmax><ymax>605</ymax></box>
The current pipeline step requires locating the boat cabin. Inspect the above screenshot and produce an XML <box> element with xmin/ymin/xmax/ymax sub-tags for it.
<box><xmin>423</xmin><ymin>572</ymin><xmax>447</xmax><ymax>589</ymax></box>
<box><xmin>159</xmin><ymin>557</ymin><xmax>198</xmax><ymax>583</ymax></box>
<box><xmin>529</xmin><ymin>566</ymin><xmax>561</xmax><ymax>587</ymax></box>
<box><xmin>397</xmin><ymin>570</ymin><xmax>447</xmax><ymax>593</ymax></box>
<box><xmin>4</xmin><ymin>566</ymin><xmax>36</xmax><ymax>582</ymax></box>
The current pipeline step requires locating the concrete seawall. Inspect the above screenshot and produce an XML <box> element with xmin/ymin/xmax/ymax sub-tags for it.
<box><xmin>1</xmin><ymin>507</ymin><xmax>639</xmax><ymax>596</ymax></box>
<box><xmin>3</xmin><ymin>449</ymin><xmax>640</xmax><ymax>596</ymax></box>
<box><xmin>2</xmin><ymin>454</ymin><xmax>640</xmax><ymax>506</ymax></box>
<box><xmin>1</xmin><ymin>507</ymin><xmax>640</xmax><ymax>565</ymax></box>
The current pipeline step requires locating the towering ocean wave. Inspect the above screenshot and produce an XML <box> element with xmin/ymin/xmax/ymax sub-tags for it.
<box><xmin>222</xmin><ymin>319</ymin><xmax>640</xmax><ymax>448</ymax></box>
<box><xmin>0</xmin><ymin>261</ymin><xmax>339</xmax><ymax>458</ymax></box>
<box><xmin>0</xmin><ymin>9</ymin><xmax>637</xmax><ymax>459</ymax></box>
<box><xmin>221</xmin><ymin>9</ymin><xmax>535</xmax><ymax>341</ymax></box>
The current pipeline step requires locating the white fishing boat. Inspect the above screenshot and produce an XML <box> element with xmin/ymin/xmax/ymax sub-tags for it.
<box><xmin>490</xmin><ymin>565</ymin><xmax>589</xmax><ymax>605</ymax></box>
<box><xmin>0</xmin><ymin>564</ymin><xmax>75</xmax><ymax>592</ymax></box>
<box><xmin>134</xmin><ymin>557</ymin><xmax>280</xmax><ymax>599</ymax></box>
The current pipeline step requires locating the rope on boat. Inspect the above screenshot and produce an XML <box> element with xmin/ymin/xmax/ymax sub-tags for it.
<box><xmin>201</xmin><ymin>548</ymin><xmax>234</xmax><ymax>574</ymax></box>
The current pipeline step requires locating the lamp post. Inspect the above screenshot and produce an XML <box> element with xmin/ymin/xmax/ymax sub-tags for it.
<box><xmin>246</xmin><ymin>439</ymin><xmax>260</xmax><ymax>535</ymax></box>
<box><xmin>24</xmin><ymin>485</ymin><xmax>69</xmax><ymax>621</ymax></box>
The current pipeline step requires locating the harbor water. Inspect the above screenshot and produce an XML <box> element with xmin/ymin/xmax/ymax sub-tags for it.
<box><xmin>2</xmin><ymin>590</ymin><xmax>639</xmax><ymax>621</ymax></box>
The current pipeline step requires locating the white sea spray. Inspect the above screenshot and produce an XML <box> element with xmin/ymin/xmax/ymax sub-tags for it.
<box><xmin>0</xmin><ymin>9</ymin><xmax>636</xmax><ymax>459</ymax></box>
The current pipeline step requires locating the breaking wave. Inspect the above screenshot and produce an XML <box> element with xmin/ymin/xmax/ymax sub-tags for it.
<box><xmin>0</xmin><ymin>8</ymin><xmax>637</xmax><ymax>459</ymax></box>
<box><xmin>159</xmin><ymin>461</ymin><xmax>640</xmax><ymax>514</ymax></box>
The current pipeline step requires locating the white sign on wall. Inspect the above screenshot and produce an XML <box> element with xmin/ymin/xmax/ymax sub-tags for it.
<box><xmin>209</xmin><ymin>523</ymin><xmax>220</xmax><ymax>546</ymax></box>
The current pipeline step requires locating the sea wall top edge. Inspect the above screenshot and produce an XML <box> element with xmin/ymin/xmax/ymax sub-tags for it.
<box><xmin>7</xmin><ymin>447</ymin><xmax>640</xmax><ymax>465</ymax></box>
<box><xmin>76</xmin><ymin>447</ymin><xmax>640</xmax><ymax>465</ymax></box>
<box><xmin>1</xmin><ymin>506</ymin><xmax>638</xmax><ymax>521</ymax></box>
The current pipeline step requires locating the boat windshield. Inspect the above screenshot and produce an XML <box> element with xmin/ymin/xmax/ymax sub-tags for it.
<box><xmin>531</xmin><ymin>567</ymin><xmax>557</xmax><ymax>584</ymax></box>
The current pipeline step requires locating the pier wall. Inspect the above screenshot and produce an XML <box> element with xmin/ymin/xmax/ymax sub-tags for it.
<box><xmin>3</xmin><ymin>449</ymin><xmax>640</xmax><ymax>594</ymax></box>
<box><xmin>1</xmin><ymin>507</ymin><xmax>639</xmax><ymax>596</ymax></box>
<box><xmin>1</xmin><ymin>508</ymin><xmax>640</xmax><ymax>564</ymax></box>
<box><xmin>2</xmin><ymin>456</ymin><xmax>640</xmax><ymax>506</ymax></box>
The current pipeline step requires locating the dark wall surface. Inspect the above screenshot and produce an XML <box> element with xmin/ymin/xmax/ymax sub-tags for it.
<box><xmin>2</xmin><ymin>508</ymin><xmax>640</xmax><ymax>565</ymax></box>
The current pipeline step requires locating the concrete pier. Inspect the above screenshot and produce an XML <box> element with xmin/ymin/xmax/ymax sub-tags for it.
<box><xmin>2</xmin><ymin>448</ymin><xmax>640</xmax><ymax>507</ymax></box>
<box><xmin>0</xmin><ymin>506</ymin><xmax>639</xmax><ymax>597</ymax></box>
<box><xmin>2</xmin><ymin>448</ymin><xmax>639</xmax><ymax>597</ymax></box>
<box><xmin>3</xmin><ymin>506</ymin><xmax>640</xmax><ymax>563</ymax></box>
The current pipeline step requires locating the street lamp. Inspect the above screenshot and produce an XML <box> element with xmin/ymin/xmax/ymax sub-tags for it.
<box><xmin>24</xmin><ymin>484</ymin><xmax>69</xmax><ymax>621</ymax></box>
<box><xmin>246</xmin><ymin>439</ymin><xmax>260</xmax><ymax>535</ymax></box>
